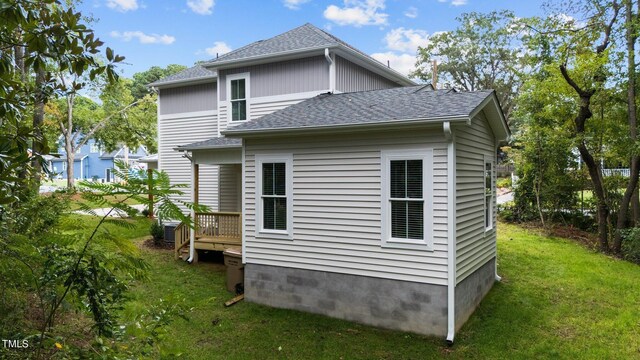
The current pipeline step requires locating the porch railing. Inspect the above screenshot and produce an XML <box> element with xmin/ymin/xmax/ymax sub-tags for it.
<box><xmin>174</xmin><ymin>212</ymin><xmax>242</xmax><ymax>259</ymax></box>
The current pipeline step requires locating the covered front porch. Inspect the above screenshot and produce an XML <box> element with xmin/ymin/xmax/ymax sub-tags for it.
<box><xmin>173</xmin><ymin>137</ymin><xmax>243</xmax><ymax>261</ymax></box>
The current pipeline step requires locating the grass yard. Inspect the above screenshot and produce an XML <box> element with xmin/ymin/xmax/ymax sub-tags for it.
<box><xmin>122</xmin><ymin>223</ymin><xmax>640</xmax><ymax>359</ymax></box>
<box><xmin>66</xmin><ymin>193</ymin><xmax>143</xmax><ymax>211</ymax></box>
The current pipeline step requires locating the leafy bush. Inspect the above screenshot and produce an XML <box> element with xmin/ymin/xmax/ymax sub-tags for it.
<box><xmin>150</xmin><ymin>221</ymin><xmax>164</xmax><ymax>245</ymax></box>
<box><xmin>497</xmin><ymin>177</ymin><xmax>512</xmax><ymax>189</ymax></box>
<box><xmin>621</xmin><ymin>228</ymin><xmax>640</xmax><ymax>264</ymax></box>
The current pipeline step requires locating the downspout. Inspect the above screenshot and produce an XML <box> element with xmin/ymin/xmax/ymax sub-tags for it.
<box><xmin>325</xmin><ymin>48</ymin><xmax>335</xmax><ymax>93</ymax></box>
<box><xmin>444</xmin><ymin>121</ymin><xmax>456</xmax><ymax>345</ymax></box>
<box><xmin>185</xmin><ymin>152</ymin><xmax>196</xmax><ymax>263</ymax></box>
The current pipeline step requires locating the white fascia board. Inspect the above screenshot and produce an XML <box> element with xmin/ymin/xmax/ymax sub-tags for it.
<box><xmin>152</xmin><ymin>75</ymin><xmax>218</xmax><ymax>90</ymax></box>
<box><xmin>202</xmin><ymin>47</ymin><xmax>331</xmax><ymax>70</ymax></box>
<box><xmin>469</xmin><ymin>92</ymin><xmax>510</xmax><ymax>142</ymax></box>
<box><xmin>223</xmin><ymin>116</ymin><xmax>470</xmax><ymax>138</ymax></box>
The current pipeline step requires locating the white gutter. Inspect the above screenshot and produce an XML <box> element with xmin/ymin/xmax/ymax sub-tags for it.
<box><xmin>444</xmin><ymin>121</ymin><xmax>457</xmax><ymax>345</ymax></box>
<box><xmin>224</xmin><ymin>115</ymin><xmax>471</xmax><ymax>137</ymax></box>
<box><xmin>325</xmin><ymin>48</ymin><xmax>335</xmax><ymax>93</ymax></box>
<box><xmin>187</xmin><ymin>157</ymin><xmax>196</xmax><ymax>263</ymax></box>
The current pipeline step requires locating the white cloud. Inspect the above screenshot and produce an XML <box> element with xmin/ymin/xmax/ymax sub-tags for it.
<box><xmin>110</xmin><ymin>31</ymin><xmax>176</xmax><ymax>45</ymax></box>
<box><xmin>384</xmin><ymin>27</ymin><xmax>430</xmax><ymax>53</ymax></box>
<box><xmin>187</xmin><ymin>0</ymin><xmax>214</xmax><ymax>15</ymax></box>
<box><xmin>371</xmin><ymin>52</ymin><xmax>416</xmax><ymax>77</ymax></box>
<box><xmin>438</xmin><ymin>0</ymin><xmax>468</xmax><ymax>6</ymax></box>
<box><xmin>283</xmin><ymin>0</ymin><xmax>310</xmax><ymax>10</ymax></box>
<box><xmin>404</xmin><ymin>6</ymin><xmax>418</xmax><ymax>18</ymax></box>
<box><xmin>106</xmin><ymin>0</ymin><xmax>138</xmax><ymax>12</ymax></box>
<box><xmin>324</xmin><ymin>0</ymin><xmax>388</xmax><ymax>27</ymax></box>
<box><xmin>204</xmin><ymin>41</ymin><xmax>232</xmax><ymax>56</ymax></box>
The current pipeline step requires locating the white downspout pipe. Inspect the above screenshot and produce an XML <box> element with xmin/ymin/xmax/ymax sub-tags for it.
<box><xmin>187</xmin><ymin>157</ymin><xmax>196</xmax><ymax>263</ymax></box>
<box><xmin>444</xmin><ymin>121</ymin><xmax>456</xmax><ymax>345</ymax></box>
<box><xmin>325</xmin><ymin>48</ymin><xmax>335</xmax><ymax>93</ymax></box>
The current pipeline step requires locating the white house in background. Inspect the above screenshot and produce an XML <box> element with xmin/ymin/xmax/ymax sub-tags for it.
<box><xmin>149</xmin><ymin>23</ymin><xmax>509</xmax><ymax>342</ymax></box>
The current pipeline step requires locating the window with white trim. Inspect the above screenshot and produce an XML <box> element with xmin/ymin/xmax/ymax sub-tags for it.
<box><xmin>227</xmin><ymin>73</ymin><xmax>249</xmax><ymax>122</ymax></box>
<box><xmin>484</xmin><ymin>157</ymin><xmax>494</xmax><ymax>231</ymax></box>
<box><xmin>90</xmin><ymin>143</ymin><xmax>99</xmax><ymax>153</ymax></box>
<box><xmin>381</xmin><ymin>149</ymin><xmax>433</xmax><ymax>249</ymax></box>
<box><xmin>256</xmin><ymin>154</ymin><xmax>293</xmax><ymax>239</ymax></box>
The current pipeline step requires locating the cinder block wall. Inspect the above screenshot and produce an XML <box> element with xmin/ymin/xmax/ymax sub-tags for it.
<box><xmin>245</xmin><ymin>264</ymin><xmax>448</xmax><ymax>336</ymax></box>
<box><xmin>454</xmin><ymin>257</ymin><xmax>496</xmax><ymax>331</ymax></box>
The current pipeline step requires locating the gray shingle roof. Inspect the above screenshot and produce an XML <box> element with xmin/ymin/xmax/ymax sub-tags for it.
<box><xmin>223</xmin><ymin>86</ymin><xmax>495</xmax><ymax>135</ymax></box>
<box><xmin>203</xmin><ymin>23</ymin><xmax>337</xmax><ymax>64</ymax></box>
<box><xmin>176</xmin><ymin>137</ymin><xmax>241</xmax><ymax>151</ymax></box>
<box><xmin>148</xmin><ymin>65</ymin><xmax>216</xmax><ymax>87</ymax></box>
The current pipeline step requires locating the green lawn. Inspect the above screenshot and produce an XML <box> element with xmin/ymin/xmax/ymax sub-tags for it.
<box><xmin>121</xmin><ymin>223</ymin><xmax>640</xmax><ymax>359</ymax></box>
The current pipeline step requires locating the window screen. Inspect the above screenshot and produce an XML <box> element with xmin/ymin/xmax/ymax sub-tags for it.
<box><xmin>262</xmin><ymin>162</ymin><xmax>287</xmax><ymax>230</ymax></box>
<box><xmin>390</xmin><ymin>160</ymin><xmax>424</xmax><ymax>240</ymax></box>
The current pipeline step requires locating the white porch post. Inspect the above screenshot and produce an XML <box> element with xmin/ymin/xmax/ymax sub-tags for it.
<box><xmin>187</xmin><ymin>159</ymin><xmax>199</xmax><ymax>263</ymax></box>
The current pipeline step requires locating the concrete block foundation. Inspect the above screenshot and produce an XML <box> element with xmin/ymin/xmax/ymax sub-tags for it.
<box><xmin>245</xmin><ymin>258</ymin><xmax>496</xmax><ymax>337</ymax></box>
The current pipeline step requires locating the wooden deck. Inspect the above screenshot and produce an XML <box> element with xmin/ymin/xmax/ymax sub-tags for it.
<box><xmin>175</xmin><ymin>212</ymin><xmax>242</xmax><ymax>260</ymax></box>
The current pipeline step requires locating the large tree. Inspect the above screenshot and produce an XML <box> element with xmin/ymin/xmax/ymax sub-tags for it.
<box><xmin>0</xmin><ymin>0</ymin><xmax>121</xmax><ymax>202</ymax></box>
<box><xmin>130</xmin><ymin>64</ymin><xmax>187</xmax><ymax>100</ymax></box>
<box><xmin>413</xmin><ymin>10</ymin><xmax>528</xmax><ymax>121</ymax></box>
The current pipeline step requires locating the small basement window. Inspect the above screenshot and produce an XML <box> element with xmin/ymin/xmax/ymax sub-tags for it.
<box><xmin>381</xmin><ymin>149</ymin><xmax>433</xmax><ymax>250</ymax></box>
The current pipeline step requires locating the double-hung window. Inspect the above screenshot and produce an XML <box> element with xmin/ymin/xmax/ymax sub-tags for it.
<box><xmin>256</xmin><ymin>154</ymin><xmax>293</xmax><ymax>239</ymax></box>
<box><xmin>381</xmin><ymin>149</ymin><xmax>433</xmax><ymax>250</ymax></box>
<box><xmin>227</xmin><ymin>73</ymin><xmax>249</xmax><ymax>122</ymax></box>
<box><xmin>484</xmin><ymin>156</ymin><xmax>494</xmax><ymax>231</ymax></box>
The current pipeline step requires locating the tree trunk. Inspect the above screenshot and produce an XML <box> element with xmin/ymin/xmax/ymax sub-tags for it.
<box><xmin>614</xmin><ymin>0</ymin><xmax>639</xmax><ymax>253</ymax></box>
<box><xmin>31</xmin><ymin>68</ymin><xmax>46</xmax><ymax>188</ymax></box>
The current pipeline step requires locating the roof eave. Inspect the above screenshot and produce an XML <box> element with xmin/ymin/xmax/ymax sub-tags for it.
<box><xmin>223</xmin><ymin>115</ymin><xmax>470</xmax><ymax>138</ymax></box>
<box><xmin>148</xmin><ymin>75</ymin><xmax>218</xmax><ymax>89</ymax></box>
<box><xmin>468</xmin><ymin>91</ymin><xmax>510</xmax><ymax>142</ymax></box>
<box><xmin>174</xmin><ymin>144</ymin><xmax>242</xmax><ymax>152</ymax></box>
<box><xmin>202</xmin><ymin>46</ymin><xmax>334</xmax><ymax>69</ymax></box>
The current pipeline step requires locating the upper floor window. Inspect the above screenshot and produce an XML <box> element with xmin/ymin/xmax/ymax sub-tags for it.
<box><xmin>485</xmin><ymin>156</ymin><xmax>494</xmax><ymax>231</ymax></box>
<box><xmin>227</xmin><ymin>73</ymin><xmax>249</xmax><ymax>122</ymax></box>
<box><xmin>256</xmin><ymin>154</ymin><xmax>293</xmax><ymax>240</ymax></box>
<box><xmin>381</xmin><ymin>149</ymin><xmax>433</xmax><ymax>250</ymax></box>
<box><xmin>90</xmin><ymin>143</ymin><xmax>99</xmax><ymax>153</ymax></box>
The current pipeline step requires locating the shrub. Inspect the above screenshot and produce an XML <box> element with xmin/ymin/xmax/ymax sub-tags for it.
<box><xmin>497</xmin><ymin>177</ymin><xmax>512</xmax><ymax>189</ymax></box>
<box><xmin>621</xmin><ymin>228</ymin><xmax>640</xmax><ymax>264</ymax></box>
<box><xmin>150</xmin><ymin>221</ymin><xmax>164</xmax><ymax>245</ymax></box>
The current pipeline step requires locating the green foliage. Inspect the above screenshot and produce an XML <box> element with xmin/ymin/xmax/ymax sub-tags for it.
<box><xmin>413</xmin><ymin>10</ymin><xmax>528</xmax><ymax>120</ymax></box>
<box><xmin>496</xmin><ymin>177</ymin><xmax>512</xmax><ymax>189</ymax></box>
<box><xmin>620</xmin><ymin>227</ymin><xmax>640</xmax><ymax>264</ymax></box>
<box><xmin>150</xmin><ymin>220</ymin><xmax>164</xmax><ymax>245</ymax></box>
<box><xmin>130</xmin><ymin>64</ymin><xmax>187</xmax><ymax>100</ymax></box>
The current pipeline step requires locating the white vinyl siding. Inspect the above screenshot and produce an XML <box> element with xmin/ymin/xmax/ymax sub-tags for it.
<box><xmin>219</xmin><ymin>164</ymin><xmax>242</xmax><ymax>212</ymax></box>
<box><xmin>158</xmin><ymin>111</ymin><xmax>220</xmax><ymax>212</ymax></box>
<box><xmin>335</xmin><ymin>55</ymin><xmax>401</xmax><ymax>92</ymax></box>
<box><xmin>159</xmin><ymin>83</ymin><xmax>217</xmax><ymax>115</ymax></box>
<box><xmin>244</xmin><ymin>129</ymin><xmax>449</xmax><ymax>285</ymax></box>
<box><xmin>455</xmin><ymin>112</ymin><xmax>496</xmax><ymax>284</ymax></box>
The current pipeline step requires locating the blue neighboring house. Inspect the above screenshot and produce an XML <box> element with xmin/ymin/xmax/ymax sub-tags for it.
<box><xmin>44</xmin><ymin>136</ymin><xmax>148</xmax><ymax>181</ymax></box>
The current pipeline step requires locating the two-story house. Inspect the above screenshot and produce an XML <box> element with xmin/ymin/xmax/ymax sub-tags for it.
<box><xmin>150</xmin><ymin>23</ymin><xmax>509</xmax><ymax>342</ymax></box>
<box><xmin>45</xmin><ymin>135</ymin><xmax>148</xmax><ymax>181</ymax></box>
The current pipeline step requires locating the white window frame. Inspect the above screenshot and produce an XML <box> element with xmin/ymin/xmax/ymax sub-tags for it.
<box><xmin>226</xmin><ymin>72</ymin><xmax>250</xmax><ymax>123</ymax></box>
<box><xmin>90</xmin><ymin>143</ymin><xmax>99</xmax><ymax>153</ymax></box>
<box><xmin>484</xmin><ymin>155</ymin><xmax>494</xmax><ymax>232</ymax></box>
<box><xmin>255</xmin><ymin>153</ymin><xmax>293</xmax><ymax>240</ymax></box>
<box><xmin>381</xmin><ymin>149</ymin><xmax>434</xmax><ymax>250</ymax></box>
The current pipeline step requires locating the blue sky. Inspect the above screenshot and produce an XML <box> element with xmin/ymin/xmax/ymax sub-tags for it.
<box><xmin>78</xmin><ymin>0</ymin><xmax>546</xmax><ymax>78</ymax></box>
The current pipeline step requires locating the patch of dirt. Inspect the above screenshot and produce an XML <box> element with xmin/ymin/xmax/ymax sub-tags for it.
<box><xmin>516</xmin><ymin>222</ymin><xmax>599</xmax><ymax>250</ymax></box>
<box><xmin>142</xmin><ymin>237</ymin><xmax>174</xmax><ymax>250</ymax></box>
